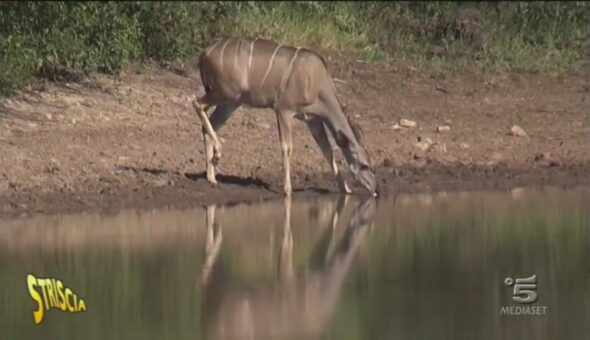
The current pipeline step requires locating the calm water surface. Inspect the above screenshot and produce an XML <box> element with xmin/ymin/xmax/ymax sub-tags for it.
<box><xmin>1</xmin><ymin>186</ymin><xmax>588</xmax><ymax>340</ymax></box>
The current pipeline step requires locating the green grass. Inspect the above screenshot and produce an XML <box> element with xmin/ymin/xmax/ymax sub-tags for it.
<box><xmin>1</xmin><ymin>2</ymin><xmax>588</xmax><ymax>95</ymax></box>
<box><xmin>225</xmin><ymin>2</ymin><xmax>388</xmax><ymax>61</ymax></box>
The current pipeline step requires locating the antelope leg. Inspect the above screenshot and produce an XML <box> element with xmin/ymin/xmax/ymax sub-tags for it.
<box><xmin>325</xmin><ymin>194</ymin><xmax>350</xmax><ymax>263</ymax></box>
<box><xmin>306</xmin><ymin>117</ymin><xmax>352</xmax><ymax>194</ymax></box>
<box><xmin>203</xmin><ymin>132</ymin><xmax>217</xmax><ymax>184</ymax></box>
<box><xmin>199</xmin><ymin>204</ymin><xmax>222</xmax><ymax>286</ymax></box>
<box><xmin>276</xmin><ymin>110</ymin><xmax>294</xmax><ymax>196</ymax></box>
<box><xmin>331</xmin><ymin>194</ymin><xmax>350</xmax><ymax>231</ymax></box>
<box><xmin>192</xmin><ymin>97</ymin><xmax>222</xmax><ymax>159</ymax></box>
<box><xmin>278</xmin><ymin>196</ymin><xmax>294</xmax><ymax>284</ymax></box>
<box><xmin>203</xmin><ymin>102</ymin><xmax>241</xmax><ymax>184</ymax></box>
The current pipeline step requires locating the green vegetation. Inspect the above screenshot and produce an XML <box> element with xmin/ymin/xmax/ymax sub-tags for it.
<box><xmin>1</xmin><ymin>1</ymin><xmax>588</xmax><ymax>94</ymax></box>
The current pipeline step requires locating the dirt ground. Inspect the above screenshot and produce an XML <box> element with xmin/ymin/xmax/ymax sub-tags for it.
<box><xmin>0</xmin><ymin>61</ymin><xmax>588</xmax><ymax>219</ymax></box>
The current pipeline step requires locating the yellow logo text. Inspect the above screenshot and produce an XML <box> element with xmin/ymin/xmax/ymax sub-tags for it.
<box><xmin>27</xmin><ymin>274</ymin><xmax>87</xmax><ymax>324</ymax></box>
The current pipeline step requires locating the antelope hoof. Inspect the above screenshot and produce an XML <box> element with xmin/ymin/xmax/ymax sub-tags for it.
<box><xmin>340</xmin><ymin>182</ymin><xmax>352</xmax><ymax>195</ymax></box>
<box><xmin>284</xmin><ymin>185</ymin><xmax>292</xmax><ymax>197</ymax></box>
<box><xmin>206</xmin><ymin>172</ymin><xmax>218</xmax><ymax>185</ymax></box>
<box><xmin>337</xmin><ymin>179</ymin><xmax>352</xmax><ymax>195</ymax></box>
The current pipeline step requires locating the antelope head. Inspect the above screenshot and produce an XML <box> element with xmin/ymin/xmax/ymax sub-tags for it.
<box><xmin>334</xmin><ymin>120</ymin><xmax>378</xmax><ymax>196</ymax></box>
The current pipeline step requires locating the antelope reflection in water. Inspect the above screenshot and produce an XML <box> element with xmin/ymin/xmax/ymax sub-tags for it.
<box><xmin>198</xmin><ymin>196</ymin><xmax>377</xmax><ymax>339</ymax></box>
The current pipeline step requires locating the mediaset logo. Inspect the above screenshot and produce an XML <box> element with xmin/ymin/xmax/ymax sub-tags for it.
<box><xmin>500</xmin><ymin>274</ymin><xmax>548</xmax><ymax>316</ymax></box>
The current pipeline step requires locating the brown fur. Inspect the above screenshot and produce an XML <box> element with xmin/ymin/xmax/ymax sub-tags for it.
<box><xmin>195</xmin><ymin>36</ymin><xmax>377</xmax><ymax>195</ymax></box>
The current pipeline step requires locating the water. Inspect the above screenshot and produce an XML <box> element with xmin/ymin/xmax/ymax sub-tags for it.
<box><xmin>1</xmin><ymin>186</ymin><xmax>588</xmax><ymax>339</ymax></box>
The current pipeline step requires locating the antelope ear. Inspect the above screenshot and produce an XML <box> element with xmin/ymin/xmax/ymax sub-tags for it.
<box><xmin>334</xmin><ymin>130</ymin><xmax>351</xmax><ymax>148</ymax></box>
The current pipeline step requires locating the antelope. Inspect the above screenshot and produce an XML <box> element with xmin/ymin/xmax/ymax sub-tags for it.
<box><xmin>198</xmin><ymin>196</ymin><xmax>377</xmax><ymax>339</ymax></box>
<box><xmin>192</xmin><ymin>37</ymin><xmax>378</xmax><ymax>196</ymax></box>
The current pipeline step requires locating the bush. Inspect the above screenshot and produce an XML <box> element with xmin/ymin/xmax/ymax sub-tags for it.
<box><xmin>0</xmin><ymin>2</ymin><xmax>588</xmax><ymax>95</ymax></box>
<box><xmin>0</xmin><ymin>34</ymin><xmax>40</xmax><ymax>93</ymax></box>
<box><xmin>0</xmin><ymin>2</ymin><xmax>142</xmax><ymax>93</ymax></box>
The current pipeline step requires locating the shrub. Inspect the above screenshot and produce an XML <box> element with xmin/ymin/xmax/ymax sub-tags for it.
<box><xmin>0</xmin><ymin>2</ymin><xmax>588</xmax><ymax>95</ymax></box>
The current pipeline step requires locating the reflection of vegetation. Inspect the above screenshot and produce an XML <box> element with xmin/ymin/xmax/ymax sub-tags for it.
<box><xmin>1</xmin><ymin>2</ymin><xmax>588</xmax><ymax>94</ymax></box>
<box><xmin>0</xmin><ymin>247</ymin><xmax>207</xmax><ymax>339</ymax></box>
<box><xmin>0</xmin><ymin>189</ymin><xmax>587</xmax><ymax>338</ymax></box>
<box><xmin>344</xmin><ymin>191</ymin><xmax>589</xmax><ymax>340</ymax></box>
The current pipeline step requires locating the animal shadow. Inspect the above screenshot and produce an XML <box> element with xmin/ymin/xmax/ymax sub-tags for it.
<box><xmin>117</xmin><ymin>165</ymin><xmax>331</xmax><ymax>194</ymax></box>
<box><xmin>185</xmin><ymin>171</ymin><xmax>275</xmax><ymax>192</ymax></box>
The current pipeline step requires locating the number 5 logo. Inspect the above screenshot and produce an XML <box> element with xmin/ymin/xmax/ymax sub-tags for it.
<box><xmin>504</xmin><ymin>275</ymin><xmax>538</xmax><ymax>304</ymax></box>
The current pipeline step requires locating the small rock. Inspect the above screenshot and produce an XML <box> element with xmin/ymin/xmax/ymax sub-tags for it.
<box><xmin>417</xmin><ymin>136</ymin><xmax>433</xmax><ymax>144</ymax></box>
<box><xmin>45</xmin><ymin>113</ymin><xmax>53</xmax><ymax>121</ymax></box>
<box><xmin>460</xmin><ymin>143</ymin><xmax>470</xmax><ymax>149</ymax></box>
<box><xmin>431</xmin><ymin>142</ymin><xmax>447</xmax><ymax>153</ymax></box>
<box><xmin>532</xmin><ymin>152</ymin><xmax>560</xmax><ymax>167</ymax></box>
<box><xmin>415</xmin><ymin>137</ymin><xmax>433</xmax><ymax>151</ymax></box>
<box><xmin>412</xmin><ymin>154</ymin><xmax>428</xmax><ymax>167</ymax></box>
<box><xmin>509</xmin><ymin>125</ymin><xmax>527</xmax><ymax>137</ymax></box>
<box><xmin>534</xmin><ymin>152</ymin><xmax>549</xmax><ymax>161</ymax></box>
<box><xmin>400</xmin><ymin>118</ymin><xmax>417</xmax><ymax>128</ymax></box>
<box><xmin>488</xmin><ymin>152</ymin><xmax>503</xmax><ymax>165</ymax></box>
<box><xmin>153</xmin><ymin>178</ymin><xmax>168</xmax><ymax>187</ymax></box>
<box><xmin>44</xmin><ymin>163</ymin><xmax>59</xmax><ymax>174</ymax></box>
<box><xmin>436</xmin><ymin>125</ymin><xmax>451</xmax><ymax>132</ymax></box>
<box><xmin>391</xmin><ymin>123</ymin><xmax>401</xmax><ymax>130</ymax></box>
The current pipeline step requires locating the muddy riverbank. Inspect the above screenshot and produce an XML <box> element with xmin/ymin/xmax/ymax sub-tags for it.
<box><xmin>1</xmin><ymin>62</ymin><xmax>588</xmax><ymax>218</ymax></box>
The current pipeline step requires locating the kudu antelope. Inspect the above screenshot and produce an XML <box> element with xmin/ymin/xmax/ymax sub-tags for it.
<box><xmin>198</xmin><ymin>196</ymin><xmax>377</xmax><ymax>339</ymax></box>
<box><xmin>192</xmin><ymin>37</ymin><xmax>378</xmax><ymax>196</ymax></box>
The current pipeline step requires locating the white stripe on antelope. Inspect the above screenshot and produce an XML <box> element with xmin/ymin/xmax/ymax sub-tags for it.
<box><xmin>192</xmin><ymin>37</ymin><xmax>377</xmax><ymax>196</ymax></box>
